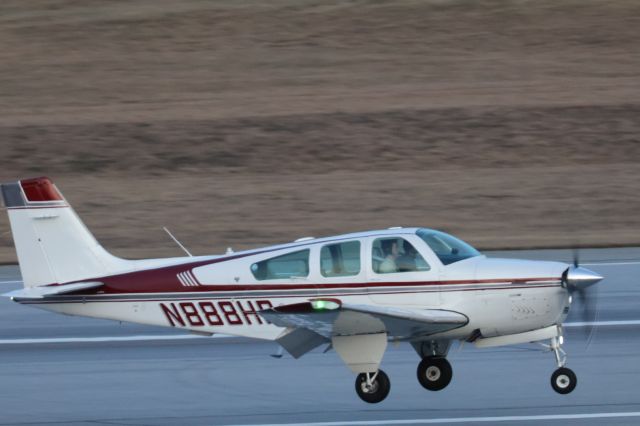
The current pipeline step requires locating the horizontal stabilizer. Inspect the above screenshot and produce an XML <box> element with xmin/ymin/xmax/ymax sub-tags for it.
<box><xmin>3</xmin><ymin>281</ymin><xmax>103</xmax><ymax>299</ymax></box>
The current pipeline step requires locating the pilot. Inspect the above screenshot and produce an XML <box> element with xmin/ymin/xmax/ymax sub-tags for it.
<box><xmin>379</xmin><ymin>239</ymin><xmax>399</xmax><ymax>273</ymax></box>
<box><xmin>396</xmin><ymin>240</ymin><xmax>418</xmax><ymax>272</ymax></box>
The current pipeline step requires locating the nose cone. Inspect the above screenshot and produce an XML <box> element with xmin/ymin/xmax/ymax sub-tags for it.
<box><xmin>564</xmin><ymin>266</ymin><xmax>603</xmax><ymax>290</ymax></box>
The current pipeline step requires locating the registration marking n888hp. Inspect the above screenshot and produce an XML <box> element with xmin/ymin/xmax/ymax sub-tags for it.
<box><xmin>159</xmin><ymin>299</ymin><xmax>274</xmax><ymax>327</ymax></box>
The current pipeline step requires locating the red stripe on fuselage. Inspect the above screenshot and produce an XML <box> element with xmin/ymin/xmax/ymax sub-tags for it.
<box><xmin>65</xmin><ymin>275</ymin><xmax>559</xmax><ymax>296</ymax></box>
<box><xmin>18</xmin><ymin>284</ymin><xmax>561</xmax><ymax>305</ymax></box>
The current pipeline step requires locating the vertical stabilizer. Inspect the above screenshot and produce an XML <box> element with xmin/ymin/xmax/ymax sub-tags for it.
<box><xmin>1</xmin><ymin>177</ymin><xmax>130</xmax><ymax>287</ymax></box>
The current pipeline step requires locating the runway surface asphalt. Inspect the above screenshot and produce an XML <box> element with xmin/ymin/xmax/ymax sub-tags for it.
<box><xmin>0</xmin><ymin>247</ymin><xmax>639</xmax><ymax>426</ymax></box>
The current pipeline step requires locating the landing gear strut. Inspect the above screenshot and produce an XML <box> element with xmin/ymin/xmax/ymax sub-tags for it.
<box><xmin>417</xmin><ymin>357</ymin><xmax>452</xmax><ymax>391</ymax></box>
<box><xmin>549</xmin><ymin>335</ymin><xmax>577</xmax><ymax>394</ymax></box>
<box><xmin>355</xmin><ymin>369</ymin><xmax>390</xmax><ymax>403</ymax></box>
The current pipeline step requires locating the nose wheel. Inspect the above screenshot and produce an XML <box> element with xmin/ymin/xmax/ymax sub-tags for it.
<box><xmin>551</xmin><ymin>367</ymin><xmax>577</xmax><ymax>394</ymax></box>
<box><xmin>355</xmin><ymin>370</ymin><xmax>390</xmax><ymax>403</ymax></box>
<box><xmin>548</xmin><ymin>334</ymin><xmax>577</xmax><ymax>394</ymax></box>
<box><xmin>417</xmin><ymin>356</ymin><xmax>452</xmax><ymax>391</ymax></box>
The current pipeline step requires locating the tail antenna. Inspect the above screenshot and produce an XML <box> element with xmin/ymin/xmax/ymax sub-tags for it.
<box><xmin>162</xmin><ymin>227</ymin><xmax>193</xmax><ymax>257</ymax></box>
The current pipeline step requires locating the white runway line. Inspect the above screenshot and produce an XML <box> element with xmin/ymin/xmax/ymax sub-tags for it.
<box><xmin>0</xmin><ymin>334</ymin><xmax>229</xmax><ymax>345</ymax></box>
<box><xmin>0</xmin><ymin>320</ymin><xmax>636</xmax><ymax>345</ymax></box>
<box><xmin>564</xmin><ymin>320</ymin><xmax>640</xmax><ymax>327</ymax></box>
<box><xmin>0</xmin><ymin>280</ymin><xmax>22</xmax><ymax>285</ymax></box>
<box><xmin>227</xmin><ymin>411</ymin><xmax>640</xmax><ymax>426</ymax></box>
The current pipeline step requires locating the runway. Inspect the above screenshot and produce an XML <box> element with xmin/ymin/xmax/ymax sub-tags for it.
<box><xmin>1</xmin><ymin>247</ymin><xmax>639</xmax><ymax>426</ymax></box>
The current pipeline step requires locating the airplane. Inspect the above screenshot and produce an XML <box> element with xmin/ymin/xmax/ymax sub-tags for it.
<box><xmin>1</xmin><ymin>176</ymin><xmax>603</xmax><ymax>403</ymax></box>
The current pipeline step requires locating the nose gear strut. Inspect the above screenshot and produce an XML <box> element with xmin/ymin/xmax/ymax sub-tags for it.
<box><xmin>540</xmin><ymin>329</ymin><xmax>577</xmax><ymax>394</ymax></box>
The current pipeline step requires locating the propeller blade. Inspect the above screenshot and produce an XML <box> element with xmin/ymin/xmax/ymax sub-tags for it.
<box><xmin>571</xmin><ymin>279</ymin><xmax>599</xmax><ymax>348</ymax></box>
<box><xmin>563</xmin><ymin>260</ymin><xmax>603</xmax><ymax>350</ymax></box>
<box><xmin>585</xmin><ymin>284</ymin><xmax>600</xmax><ymax>349</ymax></box>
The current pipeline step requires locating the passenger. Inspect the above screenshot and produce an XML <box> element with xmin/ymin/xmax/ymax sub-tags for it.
<box><xmin>397</xmin><ymin>241</ymin><xmax>418</xmax><ymax>272</ymax></box>
<box><xmin>379</xmin><ymin>239</ymin><xmax>399</xmax><ymax>273</ymax></box>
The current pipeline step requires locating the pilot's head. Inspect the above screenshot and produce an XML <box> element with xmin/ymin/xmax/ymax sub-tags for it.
<box><xmin>381</xmin><ymin>239</ymin><xmax>398</xmax><ymax>257</ymax></box>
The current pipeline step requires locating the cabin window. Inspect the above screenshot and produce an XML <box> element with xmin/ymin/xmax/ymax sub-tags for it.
<box><xmin>320</xmin><ymin>241</ymin><xmax>361</xmax><ymax>277</ymax></box>
<box><xmin>372</xmin><ymin>237</ymin><xmax>430</xmax><ymax>274</ymax></box>
<box><xmin>251</xmin><ymin>249</ymin><xmax>310</xmax><ymax>280</ymax></box>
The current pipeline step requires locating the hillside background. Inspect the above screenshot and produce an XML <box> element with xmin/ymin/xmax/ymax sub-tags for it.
<box><xmin>1</xmin><ymin>0</ymin><xmax>639</xmax><ymax>261</ymax></box>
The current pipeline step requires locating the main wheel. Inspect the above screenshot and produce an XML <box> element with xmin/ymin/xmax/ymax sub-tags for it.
<box><xmin>551</xmin><ymin>367</ymin><xmax>577</xmax><ymax>394</ymax></box>
<box><xmin>417</xmin><ymin>357</ymin><xmax>452</xmax><ymax>391</ymax></box>
<box><xmin>355</xmin><ymin>369</ymin><xmax>391</xmax><ymax>403</ymax></box>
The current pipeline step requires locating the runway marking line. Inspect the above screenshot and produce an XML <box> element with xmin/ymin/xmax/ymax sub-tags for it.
<box><xmin>563</xmin><ymin>320</ymin><xmax>640</xmax><ymax>327</ymax></box>
<box><xmin>582</xmin><ymin>261</ymin><xmax>640</xmax><ymax>266</ymax></box>
<box><xmin>0</xmin><ymin>334</ymin><xmax>228</xmax><ymax>344</ymax></box>
<box><xmin>0</xmin><ymin>320</ymin><xmax>638</xmax><ymax>345</ymax></box>
<box><xmin>226</xmin><ymin>411</ymin><xmax>640</xmax><ymax>425</ymax></box>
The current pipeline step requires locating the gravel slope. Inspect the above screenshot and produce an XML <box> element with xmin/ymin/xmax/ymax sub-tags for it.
<box><xmin>0</xmin><ymin>0</ymin><xmax>639</xmax><ymax>261</ymax></box>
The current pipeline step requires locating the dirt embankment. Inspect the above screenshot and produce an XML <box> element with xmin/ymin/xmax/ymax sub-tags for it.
<box><xmin>0</xmin><ymin>0</ymin><xmax>639</xmax><ymax>262</ymax></box>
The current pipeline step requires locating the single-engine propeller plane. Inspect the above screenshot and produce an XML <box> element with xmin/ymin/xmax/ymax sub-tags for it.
<box><xmin>2</xmin><ymin>177</ymin><xmax>603</xmax><ymax>403</ymax></box>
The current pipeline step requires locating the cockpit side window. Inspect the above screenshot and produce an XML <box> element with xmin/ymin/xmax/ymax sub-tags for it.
<box><xmin>251</xmin><ymin>249</ymin><xmax>310</xmax><ymax>280</ymax></box>
<box><xmin>372</xmin><ymin>237</ymin><xmax>430</xmax><ymax>274</ymax></box>
<box><xmin>416</xmin><ymin>229</ymin><xmax>480</xmax><ymax>265</ymax></box>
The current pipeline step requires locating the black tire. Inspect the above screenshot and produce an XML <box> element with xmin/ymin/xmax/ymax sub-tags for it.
<box><xmin>417</xmin><ymin>357</ymin><xmax>452</xmax><ymax>391</ymax></box>
<box><xmin>551</xmin><ymin>367</ymin><xmax>577</xmax><ymax>394</ymax></box>
<box><xmin>355</xmin><ymin>369</ymin><xmax>391</xmax><ymax>403</ymax></box>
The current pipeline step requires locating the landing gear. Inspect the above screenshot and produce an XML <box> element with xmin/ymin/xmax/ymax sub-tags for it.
<box><xmin>412</xmin><ymin>340</ymin><xmax>453</xmax><ymax>391</ymax></box>
<box><xmin>548</xmin><ymin>334</ymin><xmax>577</xmax><ymax>394</ymax></box>
<box><xmin>417</xmin><ymin>357</ymin><xmax>452</xmax><ymax>391</ymax></box>
<box><xmin>355</xmin><ymin>370</ymin><xmax>390</xmax><ymax>403</ymax></box>
<box><xmin>551</xmin><ymin>367</ymin><xmax>577</xmax><ymax>394</ymax></box>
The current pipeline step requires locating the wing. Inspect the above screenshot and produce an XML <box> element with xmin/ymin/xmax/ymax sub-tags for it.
<box><xmin>260</xmin><ymin>299</ymin><xmax>468</xmax><ymax>358</ymax></box>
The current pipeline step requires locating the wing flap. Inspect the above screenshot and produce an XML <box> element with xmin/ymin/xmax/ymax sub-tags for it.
<box><xmin>276</xmin><ymin>327</ymin><xmax>329</xmax><ymax>359</ymax></box>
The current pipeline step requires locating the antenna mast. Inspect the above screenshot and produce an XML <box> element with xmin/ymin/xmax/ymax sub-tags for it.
<box><xmin>162</xmin><ymin>227</ymin><xmax>193</xmax><ymax>257</ymax></box>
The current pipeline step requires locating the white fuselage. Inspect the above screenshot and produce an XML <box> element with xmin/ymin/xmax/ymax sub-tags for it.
<box><xmin>19</xmin><ymin>229</ymin><xmax>571</xmax><ymax>343</ymax></box>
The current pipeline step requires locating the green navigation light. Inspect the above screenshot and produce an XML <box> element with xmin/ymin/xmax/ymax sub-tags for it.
<box><xmin>314</xmin><ymin>300</ymin><xmax>327</xmax><ymax>310</ymax></box>
<box><xmin>311</xmin><ymin>300</ymin><xmax>340</xmax><ymax>311</ymax></box>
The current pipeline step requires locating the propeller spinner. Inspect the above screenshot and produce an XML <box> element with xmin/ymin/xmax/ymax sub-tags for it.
<box><xmin>562</xmin><ymin>266</ymin><xmax>603</xmax><ymax>290</ymax></box>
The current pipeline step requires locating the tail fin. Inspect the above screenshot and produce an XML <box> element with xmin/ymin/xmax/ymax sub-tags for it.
<box><xmin>1</xmin><ymin>177</ymin><xmax>129</xmax><ymax>287</ymax></box>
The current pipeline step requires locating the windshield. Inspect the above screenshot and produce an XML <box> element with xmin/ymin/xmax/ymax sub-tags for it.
<box><xmin>416</xmin><ymin>229</ymin><xmax>480</xmax><ymax>265</ymax></box>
